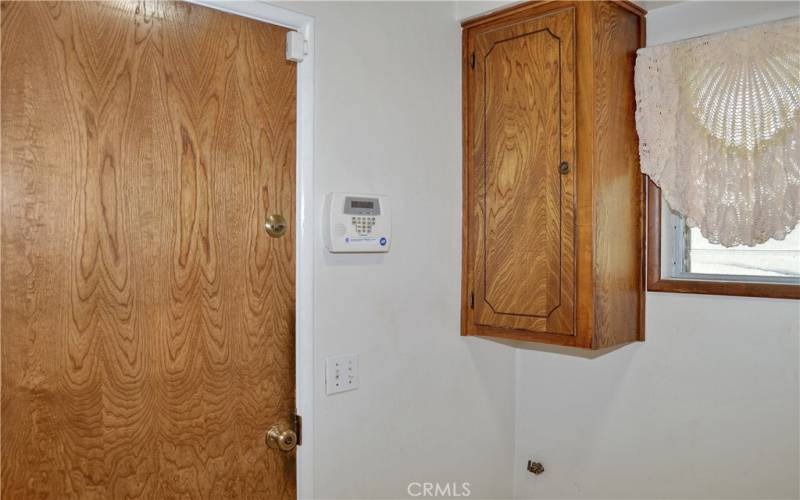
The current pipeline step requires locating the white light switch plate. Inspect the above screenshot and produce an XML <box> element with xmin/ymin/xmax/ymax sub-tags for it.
<box><xmin>325</xmin><ymin>353</ymin><xmax>359</xmax><ymax>395</ymax></box>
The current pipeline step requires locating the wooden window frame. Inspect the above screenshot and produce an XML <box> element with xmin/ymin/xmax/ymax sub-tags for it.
<box><xmin>647</xmin><ymin>179</ymin><xmax>800</xmax><ymax>300</ymax></box>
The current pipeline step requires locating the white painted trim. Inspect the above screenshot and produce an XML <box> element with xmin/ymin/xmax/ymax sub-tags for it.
<box><xmin>186</xmin><ymin>2</ymin><xmax>315</xmax><ymax>498</ymax></box>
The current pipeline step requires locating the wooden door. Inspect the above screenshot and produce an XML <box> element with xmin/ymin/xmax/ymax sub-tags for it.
<box><xmin>465</xmin><ymin>6</ymin><xmax>576</xmax><ymax>336</ymax></box>
<box><xmin>1</xmin><ymin>1</ymin><xmax>297</xmax><ymax>498</ymax></box>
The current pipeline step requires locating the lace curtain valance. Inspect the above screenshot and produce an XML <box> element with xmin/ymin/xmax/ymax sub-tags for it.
<box><xmin>635</xmin><ymin>17</ymin><xmax>800</xmax><ymax>247</ymax></box>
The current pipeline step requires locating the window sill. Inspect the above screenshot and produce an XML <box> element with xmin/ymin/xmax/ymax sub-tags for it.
<box><xmin>648</xmin><ymin>276</ymin><xmax>800</xmax><ymax>300</ymax></box>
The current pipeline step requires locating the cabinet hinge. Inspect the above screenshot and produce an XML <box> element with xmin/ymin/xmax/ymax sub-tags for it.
<box><xmin>294</xmin><ymin>413</ymin><xmax>303</xmax><ymax>446</ymax></box>
<box><xmin>470</xmin><ymin>292</ymin><xmax>475</xmax><ymax>309</ymax></box>
<box><xmin>470</xmin><ymin>52</ymin><xmax>475</xmax><ymax>69</ymax></box>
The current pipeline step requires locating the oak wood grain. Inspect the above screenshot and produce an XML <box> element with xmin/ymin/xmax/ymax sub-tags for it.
<box><xmin>1</xmin><ymin>2</ymin><xmax>297</xmax><ymax>497</ymax></box>
<box><xmin>589</xmin><ymin>1</ymin><xmax>645</xmax><ymax>347</ymax></box>
<box><xmin>484</xmin><ymin>30</ymin><xmax>559</xmax><ymax>318</ymax></box>
<box><xmin>462</xmin><ymin>1</ymin><xmax>646</xmax><ymax>349</ymax></box>
<box><xmin>470</xmin><ymin>6</ymin><xmax>576</xmax><ymax>336</ymax></box>
<box><xmin>573</xmin><ymin>0</ymin><xmax>596</xmax><ymax>348</ymax></box>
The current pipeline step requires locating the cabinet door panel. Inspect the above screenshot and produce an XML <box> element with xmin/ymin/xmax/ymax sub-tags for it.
<box><xmin>469</xmin><ymin>7</ymin><xmax>575</xmax><ymax>335</ymax></box>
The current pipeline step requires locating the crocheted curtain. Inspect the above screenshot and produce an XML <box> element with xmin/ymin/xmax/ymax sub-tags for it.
<box><xmin>635</xmin><ymin>17</ymin><xmax>800</xmax><ymax>247</ymax></box>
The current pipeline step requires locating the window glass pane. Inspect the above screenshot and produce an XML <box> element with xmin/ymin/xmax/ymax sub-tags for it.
<box><xmin>688</xmin><ymin>225</ymin><xmax>800</xmax><ymax>277</ymax></box>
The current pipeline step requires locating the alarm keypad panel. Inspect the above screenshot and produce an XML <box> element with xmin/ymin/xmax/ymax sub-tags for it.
<box><xmin>325</xmin><ymin>193</ymin><xmax>390</xmax><ymax>253</ymax></box>
<box><xmin>351</xmin><ymin>216</ymin><xmax>376</xmax><ymax>236</ymax></box>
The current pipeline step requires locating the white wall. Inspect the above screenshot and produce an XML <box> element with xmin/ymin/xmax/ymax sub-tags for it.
<box><xmin>512</xmin><ymin>3</ymin><xmax>800</xmax><ymax>499</ymax></box>
<box><xmin>277</xmin><ymin>2</ymin><xmax>516</xmax><ymax>499</ymax></box>
<box><xmin>272</xmin><ymin>2</ymin><xmax>798</xmax><ymax>498</ymax></box>
<box><xmin>455</xmin><ymin>1</ymin><xmax>520</xmax><ymax>21</ymax></box>
<box><xmin>514</xmin><ymin>294</ymin><xmax>799</xmax><ymax>499</ymax></box>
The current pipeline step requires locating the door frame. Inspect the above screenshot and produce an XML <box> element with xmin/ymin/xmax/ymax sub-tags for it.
<box><xmin>186</xmin><ymin>1</ymin><xmax>315</xmax><ymax>497</ymax></box>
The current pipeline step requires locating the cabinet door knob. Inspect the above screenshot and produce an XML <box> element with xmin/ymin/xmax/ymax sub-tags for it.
<box><xmin>559</xmin><ymin>161</ymin><xmax>570</xmax><ymax>175</ymax></box>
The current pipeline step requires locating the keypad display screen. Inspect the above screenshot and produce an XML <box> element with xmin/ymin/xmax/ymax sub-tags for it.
<box><xmin>344</xmin><ymin>197</ymin><xmax>381</xmax><ymax>215</ymax></box>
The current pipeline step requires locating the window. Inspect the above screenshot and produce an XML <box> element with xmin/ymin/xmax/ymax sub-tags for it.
<box><xmin>684</xmin><ymin>226</ymin><xmax>799</xmax><ymax>279</ymax></box>
<box><xmin>663</xmin><ymin>200</ymin><xmax>800</xmax><ymax>282</ymax></box>
<box><xmin>647</xmin><ymin>181</ymin><xmax>800</xmax><ymax>299</ymax></box>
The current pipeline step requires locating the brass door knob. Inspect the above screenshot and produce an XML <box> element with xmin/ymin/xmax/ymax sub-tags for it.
<box><xmin>266</xmin><ymin>425</ymin><xmax>297</xmax><ymax>452</ymax></box>
<box><xmin>264</xmin><ymin>214</ymin><xmax>288</xmax><ymax>238</ymax></box>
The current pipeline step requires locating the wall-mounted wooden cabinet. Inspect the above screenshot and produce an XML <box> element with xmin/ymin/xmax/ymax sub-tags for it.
<box><xmin>461</xmin><ymin>1</ymin><xmax>646</xmax><ymax>349</ymax></box>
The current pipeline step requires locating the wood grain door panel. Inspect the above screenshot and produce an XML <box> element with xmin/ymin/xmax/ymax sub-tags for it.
<box><xmin>1</xmin><ymin>2</ymin><xmax>296</xmax><ymax>498</ymax></box>
<box><xmin>470</xmin><ymin>7</ymin><xmax>575</xmax><ymax>336</ymax></box>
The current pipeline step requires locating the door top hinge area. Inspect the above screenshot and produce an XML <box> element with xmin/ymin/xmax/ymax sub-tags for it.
<box><xmin>286</xmin><ymin>31</ymin><xmax>308</xmax><ymax>62</ymax></box>
<box><xmin>470</xmin><ymin>52</ymin><xmax>475</xmax><ymax>69</ymax></box>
